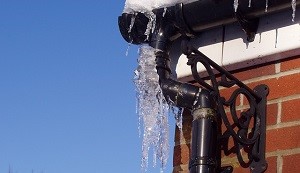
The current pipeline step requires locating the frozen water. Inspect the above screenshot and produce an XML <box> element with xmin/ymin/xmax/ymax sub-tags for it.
<box><xmin>163</xmin><ymin>7</ymin><xmax>167</xmax><ymax>17</ymax></box>
<box><xmin>265</xmin><ymin>0</ymin><xmax>269</xmax><ymax>12</ymax></box>
<box><xmin>125</xmin><ymin>42</ymin><xmax>132</xmax><ymax>56</ymax></box>
<box><xmin>128</xmin><ymin>14</ymin><xmax>136</xmax><ymax>33</ymax></box>
<box><xmin>134</xmin><ymin>45</ymin><xmax>183</xmax><ymax>172</ymax></box>
<box><xmin>234</xmin><ymin>0</ymin><xmax>239</xmax><ymax>12</ymax></box>
<box><xmin>292</xmin><ymin>0</ymin><xmax>297</xmax><ymax>22</ymax></box>
<box><xmin>144</xmin><ymin>12</ymin><xmax>156</xmax><ymax>40</ymax></box>
<box><xmin>134</xmin><ymin>45</ymin><xmax>168</xmax><ymax>171</ymax></box>
<box><xmin>248</xmin><ymin>0</ymin><xmax>252</xmax><ymax>7</ymax></box>
<box><xmin>171</xmin><ymin>106</ymin><xmax>183</xmax><ymax>130</ymax></box>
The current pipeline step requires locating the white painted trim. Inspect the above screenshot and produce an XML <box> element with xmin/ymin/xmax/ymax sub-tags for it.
<box><xmin>173</xmin><ymin>7</ymin><xmax>300</xmax><ymax>81</ymax></box>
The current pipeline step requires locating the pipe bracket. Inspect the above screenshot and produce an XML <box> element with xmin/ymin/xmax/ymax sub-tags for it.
<box><xmin>182</xmin><ymin>41</ymin><xmax>268</xmax><ymax>173</ymax></box>
<box><xmin>235</xmin><ymin>11</ymin><xmax>260</xmax><ymax>42</ymax></box>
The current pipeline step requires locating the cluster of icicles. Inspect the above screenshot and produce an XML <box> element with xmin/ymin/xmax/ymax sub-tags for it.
<box><xmin>124</xmin><ymin>0</ymin><xmax>298</xmax><ymax>172</ymax></box>
<box><xmin>133</xmin><ymin>46</ymin><xmax>183</xmax><ymax>172</ymax></box>
<box><xmin>234</xmin><ymin>0</ymin><xmax>297</xmax><ymax>21</ymax></box>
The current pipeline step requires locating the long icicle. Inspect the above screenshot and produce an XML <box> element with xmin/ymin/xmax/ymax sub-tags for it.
<box><xmin>292</xmin><ymin>0</ymin><xmax>297</xmax><ymax>22</ymax></box>
<box><xmin>234</xmin><ymin>0</ymin><xmax>239</xmax><ymax>12</ymax></box>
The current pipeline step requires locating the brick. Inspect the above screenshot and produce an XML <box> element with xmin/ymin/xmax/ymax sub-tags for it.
<box><xmin>173</xmin><ymin>144</ymin><xmax>191</xmax><ymax>166</ymax></box>
<box><xmin>282</xmin><ymin>154</ymin><xmax>300</xmax><ymax>173</ymax></box>
<box><xmin>232</xmin><ymin>166</ymin><xmax>250</xmax><ymax>173</ymax></box>
<box><xmin>267</xmin><ymin>103</ymin><xmax>278</xmax><ymax>126</ymax></box>
<box><xmin>232</xmin><ymin>63</ymin><xmax>276</xmax><ymax>81</ymax></box>
<box><xmin>281</xmin><ymin>56</ymin><xmax>300</xmax><ymax>72</ymax></box>
<box><xmin>264</xmin><ymin>156</ymin><xmax>277</xmax><ymax>173</ymax></box>
<box><xmin>266</xmin><ymin>126</ymin><xmax>300</xmax><ymax>152</ymax></box>
<box><xmin>282</xmin><ymin>99</ymin><xmax>300</xmax><ymax>122</ymax></box>
<box><xmin>248</xmin><ymin>73</ymin><xmax>300</xmax><ymax>100</ymax></box>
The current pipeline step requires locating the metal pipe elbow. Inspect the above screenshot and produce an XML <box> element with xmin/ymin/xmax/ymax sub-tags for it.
<box><xmin>160</xmin><ymin>79</ymin><xmax>200</xmax><ymax>109</ymax></box>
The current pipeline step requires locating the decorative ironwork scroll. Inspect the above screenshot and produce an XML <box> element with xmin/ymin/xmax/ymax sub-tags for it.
<box><xmin>181</xmin><ymin>40</ymin><xmax>269</xmax><ymax>173</ymax></box>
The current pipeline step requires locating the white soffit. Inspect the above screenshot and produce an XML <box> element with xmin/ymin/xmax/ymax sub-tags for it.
<box><xmin>174</xmin><ymin>7</ymin><xmax>300</xmax><ymax>81</ymax></box>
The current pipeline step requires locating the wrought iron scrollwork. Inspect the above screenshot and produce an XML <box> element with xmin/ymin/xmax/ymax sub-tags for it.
<box><xmin>181</xmin><ymin>41</ymin><xmax>268</xmax><ymax>173</ymax></box>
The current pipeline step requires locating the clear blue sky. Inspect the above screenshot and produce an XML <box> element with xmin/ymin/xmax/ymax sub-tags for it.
<box><xmin>0</xmin><ymin>1</ymin><xmax>176</xmax><ymax>173</ymax></box>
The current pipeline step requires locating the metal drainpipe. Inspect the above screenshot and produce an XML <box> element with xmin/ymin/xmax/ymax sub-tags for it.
<box><xmin>156</xmin><ymin>50</ymin><xmax>218</xmax><ymax>173</ymax></box>
<box><xmin>189</xmin><ymin>90</ymin><xmax>218</xmax><ymax>173</ymax></box>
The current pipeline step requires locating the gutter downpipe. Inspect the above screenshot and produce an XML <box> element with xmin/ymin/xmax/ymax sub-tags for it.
<box><xmin>152</xmin><ymin>14</ymin><xmax>219</xmax><ymax>172</ymax></box>
<box><xmin>118</xmin><ymin>0</ymin><xmax>298</xmax><ymax>172</ymax></box>
<box><xmin>155</xmin><ymin>49</ymin><xmax>218</xmax><ymax>173</ymax></box>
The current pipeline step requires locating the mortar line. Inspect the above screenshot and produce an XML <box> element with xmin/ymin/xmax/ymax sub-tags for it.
<box><xmin>275</xmin><ymin>61</ymin><xmax>281</xmax><ymax>74</ymax></box>
<box><xmin>277</xmin><ymin>101</ymin><xmax>282</xmax><ymax>124</ymax></box>
<box><xmin>267</xmin><ymin>94</ymin><xmax>300</xmax><ymax>104</ymax></box>
<box><xmin>242</xmin><ymin>68</ymin><xmax>300</xmax><ymax>84</ymax></box>
<box><xmin>267</xmin><ymin>120</ymin><xmax>300</xmax><ymax>130</ymax></box>
<box><xmin>267</xmin><ymin>148</ymin><xmax>300</xmax><ymax>157</ymax></box>
<box><xmin>277</xmin><ymin>155</ymin><xmax>283</xmax><ymax>173</ymax></box>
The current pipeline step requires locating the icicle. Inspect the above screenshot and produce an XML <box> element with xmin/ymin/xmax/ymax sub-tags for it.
<box><xmin>275</xmin><ymin>29</ymin><xmax>278</xmax><ymax>48</ymax></box>
<box><xmin>172</xmin><ymin>106</ymin><xmax>183</xmax><ymax>130</ymax></box>
<box><xmin>151</xmin><ymin>14</ymin><xmax>157</xmax><ymax>34</ymax></box>
<box><xmin>135</xmin><ymin>69</ymin><xmax>142</xmax><ymax>137</ymax></box>
<box><xmin>128</xmin><ymin>13</ymin><xmax>136</xmax><ymax>34</ymax></box>
<box><xmin>125</xmin><ymin>42</ymin><xmax>132</xmax><ymax>56</ymax></box>
<box><xmin>144</xmin><ymin>12</ymin><xmax>156</xmax><ymax>41</ymax></box>
<box><xmin>134</xmin><ymin>46</ymin><xmax>170</xmax><ymax>172</ymax></box>
<box><xmin>124</xmin><ymin>13</ymin><xmax>136</xmax><ymax>57</ymax></box>
<box><xmin>234</xmin><ymin>0</ymin><xmax>239</xmax><ymax>12</ymax></box>
<box><xmin>292</xmin><ymin>0</ymin><xmax>297</xmax><ymax>22</ymax></box>
<box><xmin>248</xmin><ymin>0</ymin><xmax>252</xmax><ymax>7</ymax></box>
<box><xmin>163</xmin><ymin>7</ymin><xmax>167</xmax><ymax>17</ymax></box>
<box><xmin>153</xmin><ymin>147</ymin><xmax>157</xmax><ymax>167</ymax></box>
<box><xmin>265</xmin><ymin>0</ymin><xmax>269</xmax><ymax>12</ymax></box>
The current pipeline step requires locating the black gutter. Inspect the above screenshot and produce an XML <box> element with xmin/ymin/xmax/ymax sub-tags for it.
<box><xmin>182</xmin><ymin>0</ymin><xmax>298</xmax><ymax>33</ymax></box>
<box><xmin>119</xmin><ymin>0</ymin><xmax>299</xmax><ymax>46</ymax></box>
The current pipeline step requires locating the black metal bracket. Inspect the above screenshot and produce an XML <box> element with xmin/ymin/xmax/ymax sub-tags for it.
<box><xmin>235</xmin><ymin>11</ymin><xmax>260</xmax><ymax>42</ymax></box>
<box><xmin>181</xmin><ymin>41</ymin><xmax>268</xmax><ymax>173</ymax></box>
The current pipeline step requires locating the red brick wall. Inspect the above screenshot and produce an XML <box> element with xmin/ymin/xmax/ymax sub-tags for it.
<box><xmin>173</xmin><ymin>56</ymin><xmax>300</xmax><ymax>173</ymax></box>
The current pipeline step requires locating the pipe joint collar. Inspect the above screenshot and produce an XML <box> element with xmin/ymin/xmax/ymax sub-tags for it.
<box><xmin>192</xmin><ymin>108</ymin><xmax>217</xmax><ymax>121</ymax></box>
